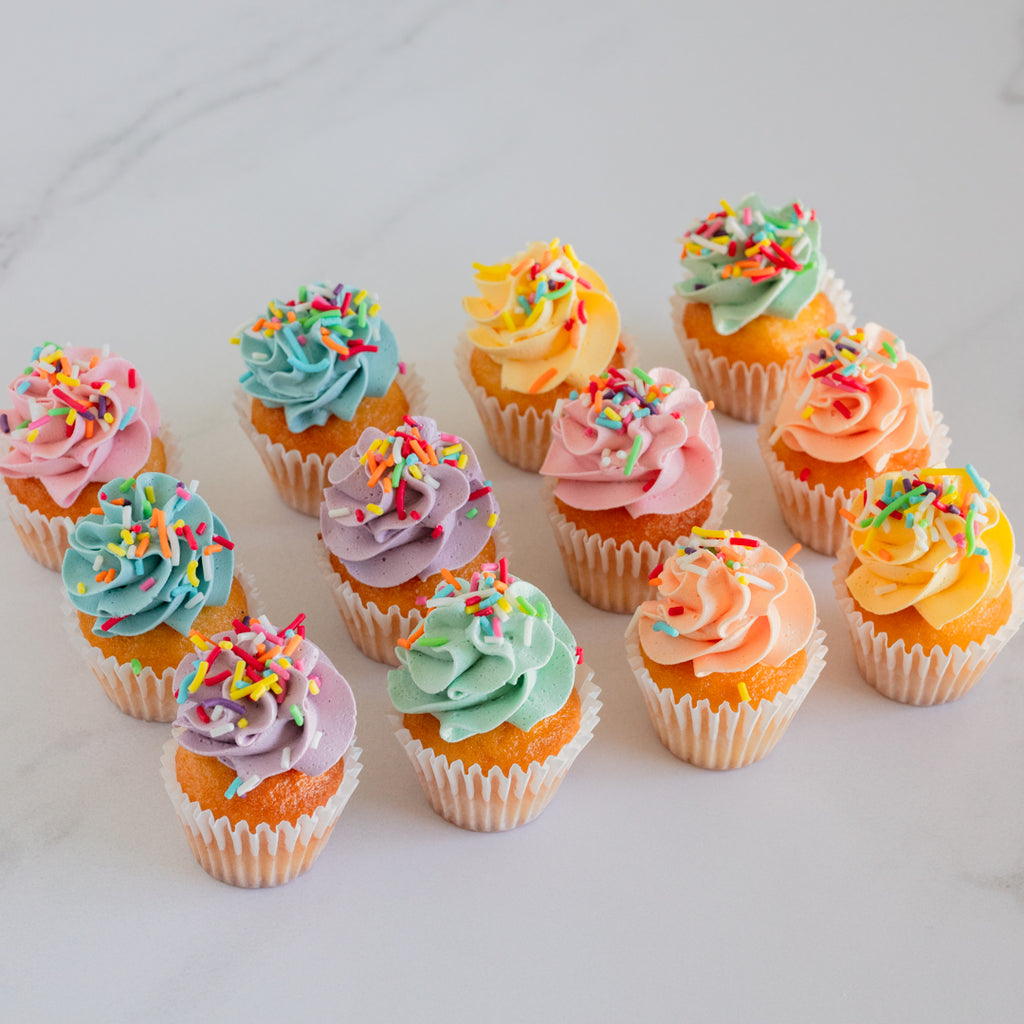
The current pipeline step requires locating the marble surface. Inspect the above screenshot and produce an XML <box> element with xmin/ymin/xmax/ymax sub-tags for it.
<box><xmin>3</xmin><ymin>1</ymin><xmax>1024</xmax><ymax>1021</ymax></box>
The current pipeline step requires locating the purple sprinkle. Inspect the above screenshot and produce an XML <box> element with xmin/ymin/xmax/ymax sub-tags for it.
<box><xmin>98</xmin><ymin>395</ymin><xmax>107</xmax><ymax>417</ymax></box>
<box><xmin>0</xmin><ymin>413</ymin><xmax>8</xmax><ymax>433</ymax></box>
<box><xmin>333</xmin><ymin>283</ymin><xmax>344</xmax><ymax>296</ymax></box>
<box><xmin>200</xmin><ymin>697</ymin><xmax>247</xmax><ymax>715</ymax></box>
<box><xmin>297</xmin><ymin>334</ymin><xmax>307</xmax><ymax>346</ymax></box>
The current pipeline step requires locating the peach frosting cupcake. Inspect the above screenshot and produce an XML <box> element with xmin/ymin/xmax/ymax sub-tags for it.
<box><xmin>626</xmin><ymin>528</ymin><xmax>826</xmax><ymax>769</ymax></box>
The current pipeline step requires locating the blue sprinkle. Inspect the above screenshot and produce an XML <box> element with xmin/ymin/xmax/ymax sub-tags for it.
<box><xmin>224</xmin><ymin>777</ymin><xmax>244</xmax><ymax>799</ymax></box>
<box><xmin>239</xmin><ymin>371</ymin><xmax>254</xmax><ymax>384</ymax></box>
<box><xmin>16</xmin><ymin>381</ymin><xmax>30</xmax><ymax>394</ymax></box>
<box><xmin>119</xmin><ymin>406</ymin><xmax>137</xmax><ymax>430</ymax></box>
<box><xmin>653</xmin><ymin>621</ymin><xmax>680</xmax><ymax>637</ymax></box>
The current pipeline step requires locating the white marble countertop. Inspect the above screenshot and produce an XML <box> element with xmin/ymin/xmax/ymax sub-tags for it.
<box><xmin>4</xmin><ymin>2</ymin><xmax>1024</xmax><ymax>1021</ymax></box>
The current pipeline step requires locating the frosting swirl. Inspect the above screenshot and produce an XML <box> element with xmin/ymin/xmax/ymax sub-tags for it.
<box><xmin>320</xmin><ymin>416</ymin><xmax>499</xmax><ymax>588</ymax></box>
<box><xmin>62</xmin><ymin>471</ymin><xmax>235</xmax><ymax>637</ymax></box>
<box><xmin>388</xmin><ymin>570</ymin><xmax>579</xmax><ymax>742</ymax></box>
<box><xmin>846</xmin><ymin>467</ymin><xmax>1014</xmax><ymax>629</ymax></box>
<box><xmin>0</xmin><ymin>343</ymin><xmax>160</xmax><ymax>507</ymax></box>
<box><xmin>173</xmin><ymin>613</ymin><xmax>356</xmax><ymax>795</ymax></box>
<box><xmin>675</xmin><ymin>194</ymin><xmax>825</xmax><ymax>334</ymax></box>
<box><xmin>539</xmin><ymin>366</ymin><xmax>721</xmax><ymax>516</ymax></box>
<box><xmin>770</xmin><ymin>324</ymin><xmax>933</xmax><ymax>472</ymax></box>
<box><xmin>236</xmin><ymin>281</ymin><xmax>399</xmax><ymax>433</ymax></box>
<box><xmin>464</xmin><ymin>240</ymin><xmax>621</xmax><ymax>394</ymax></box>
<box><xmin>638</xmin><ymin>530</ymin><xmax>815</xmax><ymax>676</ymax></box>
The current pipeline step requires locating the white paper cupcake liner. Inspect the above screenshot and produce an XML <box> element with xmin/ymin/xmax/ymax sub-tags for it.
<box><xmin>832</xmin><ymin>544</ymin><xmax>1024</xmax><ymax>706</ymax></box>
<box><xmin>60</xmin><ymin>564</ymin><xmax>262</xmax><ymax>723</ymax></box>
<box><xmin>234</xmin><ymin>365</ymin><xmax>427</xmax><ymax>517</ymax></box>
<box><xmin>756</xmin><ymin>408</ymin><xmax>952</xmax><ymax>556</ymax></box>
<box><xmin>161</xmin><ymin>734</ymin><xmax>362</xmax><ymax>888</ymax></box>
<box><xmin>3</xmin><ymin>422</ymin><xmax>184</xmax><ymax>572</ymax></box>
<box><xmin>315</xmin><ymin>526</ymin><xmax>513</xmax><ymax>667</ymax></box>
<box><xmin>543</xmin><ymin>477</ymin><xmax>731</xmax><ymax>614</ymax></box>
<box><xmin>390</xmin><ymin>665</ymin><xmax>600</xmax><ymax>832</ymax></box>
<box><xmin>625</xmin><ymin>612</ymin><xmax>827</xmax><ymax>769</ymax></box>
<box><xmin>670</xmin><ymin>268</ymin><xmax>854</xmax><ymax>423</ymax></box>
<box><xmin>454</xmin><ymin>334</ymin><xmax>637</xmax><ymax>473</ymax></box>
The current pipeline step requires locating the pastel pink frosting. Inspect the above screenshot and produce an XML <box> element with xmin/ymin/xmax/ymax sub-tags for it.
<box><xmin>638</xmin><ymin>535</ymin><xmax>815</xmax><ymax>676</ymax></box>
<box><xmin>0</xmin><ymin>345</ymin><xmax>160</xmax><ymax>507</ymax></box>
<box><xmin>770</xmin><ymin>323</ymin><xmax>933</xmax><ymax>473</ymax></box>
<box><xmin>539</xmin><ymin>367</ymin><xmax>721</xmax><ymax>517</ymax></box>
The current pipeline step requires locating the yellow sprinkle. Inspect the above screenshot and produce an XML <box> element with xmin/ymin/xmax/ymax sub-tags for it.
<box><xmin>189</xmin><ymin>661</ymin><xmax>209</xmax><ymax>692</ymax></box>
<box><xmin>232</xmin><ymin>660</ymin><xmax>246</xmax><ymax>683</ymax></box>
<box><xmin>186</xmin><ymin>560</ymin><xmax>199</xmax><ymax>587</ymax></box>
<box><xmin>217</xmin><ymin>639</ymin><xmax>233</xmax><ymax>650</ymax></box>
<box><xmin>103</xmin><ymin>413</ymin><xmax>114</xmax><ymax>424</ymax></box>
<box><xmin>472</xmin><ymin>262</ymin><xmax>511</xmax><ymax>280</ymax></box>
<box><xmin>738</xmin><ymin>682</ymin><xmax>751</xmax><ymax>703</ymax></box>
<box><xmin>66</xmin><ymin>409</ymin><xmax>77</xmax><ymax>426</ymax></box>
<box><xmin>498</xmin><ymin>598</ymin><xmax>512</xmax><ymax>613</ymax></box>
<box><xmin>720</xmin><ymin>198</ymin><xmax>737</xmax><ymax>217</ymax></box>
<box><xmin>801</xmin><ymin>406</ymin><xmax>814</xmax><ymax>419</ymax></box>
<box><xmin>247</xmin><ymin>683</ymin><xmax>268</xmax><ymax>702</ymax></box>
<box><xmin>487</xmin><ymin>512</ymin><xmax>498</xmax><ymax>528</ymax></box>
<box><xmin>309</xmin><ymin>681</ymin><xmax>320</xmax><ymax>695</ymax></box>
<box><xmin>368</xmin><ymin>303</ymin><xmax>380</xmax><ymax>317</ymax></box>
<box><xmin>443</xmin><ymin>444</ymin><xmax>463</xmax><ymax>455</ymax></box>
<box><xmin>563</xmin><ymin>242</ymin><xmax>580</xmax><ymax>269</ymax></box>
<box><xmin>738</xmin><ymin>575</ymin><xmax>748</xmax><ymax>585</ymax></box>
<box><xmin>26</xmin><ymin>429</ymin><xmax>38</xmax><ymax>442</ymax></box>
<box><xmin>107</xmin><ymin>542</ymin><xmax>127</xmax><ymax>556</ymax></box>
<box><xmin>408</xmin><ymin>465</ymin><xmax>423</xmax><ymax>480</ymax></box>
<box><xmin>99</xmin><ymin>382</ymin><xmax>112</xmax><ymax>394</ymax></box>
<box><xmin>145</xmin><ymin>486</ymin><xmax>156</xmax><ymax>503</ymax></box>
<box><xmin>353</xmin><ymin>289</ymin><xmax>367</xmax><ymax>306</ymax></box>
<box><xmin>501</xmin><ymin>310</ymin><xmax>515</xmax><ymax>332</ymax></box>
<box><xmin>366</xmin><ymin>503</ymin><xmax>383</xmax><ymax>515</ymax></box>
<box><xmin>692</xmin><ymin>527</ymin><xmax>727</xmax><ymax>538</ymax></box>
<box><xmin>524</xmin><ymin>300</ymin><xmax>545</xmax><ymax>328</ymax></box>
<box><xmin>77</xmin><ymin>582</ymin><xmax>86</xmax><ymax>595</ymax></box>
<box><xmin>229</xmin><ymin>336</ymin><xmax>240</xmax><ymax>345</ymax></box>
<box><xmin>189</xmin><ymin>633</ymin><xmax>211</xmax><ymax>651</ymax></box>
<box><xmin>457</xmin><ymin>454</ymin><xmax>468</xmax><ymax>469</ymax></box>
<box><xmin>269</xmin><ymin>302</ymin><xmax>282</xmax><ymax>318</ymax></box>
<box><xmin>237</xmin><ymin>718</ymin><xmax>248</xmax><ymax>729</ymax></box>
<box><xmin>603</xmin><ymin>408</ymin><xmax>622</xmax><ymax>422</ymax></box>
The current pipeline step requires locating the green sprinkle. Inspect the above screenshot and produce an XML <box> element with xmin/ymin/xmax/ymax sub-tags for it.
<box><xmin>290</xmin><ymin>704</ymin><xmax>304</xmax><ymax>727</ymax></box>
<box><xmin>298</xmin><ymin>285</ymin><xmax>308</xmax><ymax>302</ymax></box>
<box><xmin>47</xmin><ymin>407</ymin><xmax>71</xmax><ymax>417</ymax></box>
<box><xmin>517</xmin><ymin>597</ymin><xmax>537</xmax><ymax>616</ymax></box>
<box><xmin>631</xmin><ymin>367</ymin><xmax>654</xmax><ymax>386</ymax></box>
<box><xmin>415</xmin><ymin>636</ymin><xmax>448</xmax><ymax>647</ymax></box>
<box><xmin>465</xmin><ymin>508</ymin><xmax>479</xmax><ymax>519</ymax></box>
<box><xmin>623</xmin><ymin>434</ymin><xmax>643</xmax><ymax>477</ymax></box>
<box><xmin>130</xmin><ymin>658</ymin><xmax>142</xmax><ymax>675</ymax></box>
<box><xmin>881</xmin><ymin>339</ymin><xmax>897</xmax><ymax>363</ymax></box>
<box><xmin>965</xmin><ymin>503</ymin><xmax>977</xmax><ymax>556</ymax></box>
<box><xmin>119</xmin><ymin>477</ymin><xmax>135</xmax><ymax>493</ymax></box>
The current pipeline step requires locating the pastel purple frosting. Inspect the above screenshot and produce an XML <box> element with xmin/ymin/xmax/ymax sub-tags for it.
<box><xmin>174</xmin><ymin>615</ymin><xmax>355</xmax><ymax>787</ymax></box>
<box><xmin>540</xmin><ymin>367</ymin><xmax>721</xmax><ymax>517</ymax></box>
<box><xmin>319</xmin><ymin>416</ymin><xmax>499</xmax><ymax>588</ymax></box>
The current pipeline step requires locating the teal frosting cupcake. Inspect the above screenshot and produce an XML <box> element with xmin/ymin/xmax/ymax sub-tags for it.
<box><xmin>62</xmin><ymin>471</ymin><xmax>235</xmax><ymax>637</ymax></box>
<box><xmin>388</xmin><ymin>568</ymin><xmax>578</xmax><ymax>742</ymax></box>
<box><xmin>236</xmin><ymin>281</ymin><xmax>400</xmax><ymax>433</ymax></box>
<box><xmin>675</xmin><ymin>194</ymin><xmax>825</xmax><ymax>335</ymax></box>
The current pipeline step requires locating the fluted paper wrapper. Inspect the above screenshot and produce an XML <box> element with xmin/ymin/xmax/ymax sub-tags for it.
<box><xmin>234</xmin><ymin>366</ymin><xmax>426</xmax><ymax>516</ymax></box>
<box><xmin>315</xmin><ymin>527</ymin><xmax>512</xmax><ymax>667</ymax></box>
<box><xmin>544</xmin><ymin>478</ymin><xmax>731</xmax><ymax>614</ymax></box>
<box><xmin>61</xmin><ymin>565</ymin><xmax>262</xmax><ymax>723</ymax></box>
<box><xmin>670</xmin><ymin>268</ymin><xmax>854</xmax><ymax>423</ymax></box>
<box><xmin>391</xmin><ymin>667</ymin><xmax>600</xmax><ymax>832</ymax></box>
<box><xmin>3</xmin><ymin>423</ymin><xmax>183</xmax><ymax>572</ymax></box>
<box><xmin>756</xmin><ymin>407</ymin><xmax>952</xmax><ymax>556</ymax></box>
<box><xmin>833</xmin><ymin>544</ymin><xmax>1024</xmax><ymax>705</ymax></box>
<box><xmin>161</xmin><ymin>735</ymin><xmax>362</xmax><ymax>888</ymax></box>
<box><xmin>454</xmin><ymin>334</ymin><xmax>636</xmax><ymax>473</ymax></box>
<box><xmin>625</xmin><ymin>613</ymin><xmax>827</xmax><ymax>769</ymax></box>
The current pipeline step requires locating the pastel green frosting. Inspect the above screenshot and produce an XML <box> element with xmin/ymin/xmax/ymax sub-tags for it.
<box><xmin>62</xmin><ymin>471</ymin><xmax>234</xmax><ymax>637</ymax></box>
<box><xmin>675</xmin><ymin>193</ymin><xmax>825</xmax><ymax>335</ymax></box>
<box><xmin>387</xmin><ymin>577</ymin><xmax>577</xmax><ymax>743</ymax></box>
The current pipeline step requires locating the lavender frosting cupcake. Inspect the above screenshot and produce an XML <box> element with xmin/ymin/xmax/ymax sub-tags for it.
<box><xmin>316</xmin><ymin>415</ymin><xmax>506</xmax><ymax>665</ymax></box>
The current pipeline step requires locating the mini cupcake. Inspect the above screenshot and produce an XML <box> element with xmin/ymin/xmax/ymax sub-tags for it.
<box><xmin>833</xmin><ymin>466</ymin><xmax>1022</xmax><ymax>705</ymax></box>
<box><xmin>317</xmin><ymin>415</ymin><xmax>504</xmax><ymax>665</ymax></box>
<box><xmin>61</xmin><ymin>471</ymin><xmax>250</xmax><ymax>722</ymax></box>
<box><xmin>758</xmin><ymin>323</ymin><xmax>950</xmax><ymax>555</ymax></box>
<box><xmin>539</xmin><ymin>366</ymin><xmax>730</xmax><ymax>613</ymax></box>
<box><xmin>456</xmin><ymin>239</ymin><xmax>626</xmax><ymax>471</ymax></box>
<box><xmin>625</xmin><ymin>529</ymin><xmax>826</xmax><ymax>769</ymax></box>
<box><xmin>670</xmin><ymin>194</ymin><xmax>853</xmax><ymax>422</ymax></box>
<box><xmin>233</xmin><ymin>281</ymin><xmax>423</xmax><ymax>516</ymax></box>
<box><xmin>388</xmin><ymin>569</ymin><xmax>600</xmax><ymax>831</ymax></box>
<box><xmin>161</xmin><ymin>612</ymin><xmax>360</xmax><ymax>888</ymax></box>
<box><xmin>1</xmin><ymin>343</ymin><xmax>169</xmax><ymax>570</ymax></box>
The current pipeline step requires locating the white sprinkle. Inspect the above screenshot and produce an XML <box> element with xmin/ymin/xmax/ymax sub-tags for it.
<box><xmin>281</xmin><ymin>746</ymin><xmax>292</xmax><ymax>769</ymax></box>
<box><xmin>122</xmin><ymin>505</ymin><xmax>132</xmax><ymax>528</ymax></box>
<box><xmin>188</xmin><ymin>479</ymin><xmax>199</xmax><ymax>493</ymax></box>
<box><xmin>92</xmin><ymin>555</ymin><xmax>104</xmax><ymax>571</ymax></box>
<box><xmin>185</xmin><ymin>592</ymin><xmax>205</xmax><ymax>608</ymax></box>
<box><xmin>523</xmin><ymin>617</ymin><xmax>534</xmax><ymax>646</ymax></box>
<box><xmin>328</xmin><ymin>506</ymin><xmax>351</xmax><ymax>518</ymax></box>
<box><xmin>210</xmin><ymin>705</ymin><xmax>224</xmax><ymax>720</ymax></box>
<box><xmin>209</xmin><ymin>721</ymin><xmax>235</xmax><ymax>737</ymax></box>
<box><xmin>742</xmin><ymin>573</ymin><xmax>776</xmax><ymax>591</ymax></box>
<box><xmin>236</xmin><ymin>775</ymin><xmax>261</xmax><ymax>796</ymax></box>
<box><xmin>310</xmin><ymin>731</ymin><xmax>323</xmax><ymax>750</ymax></box>
<box><xmin>421</xmin><ymin>472</ymin><xmax>440</xmax><ymax>490</ymax></box>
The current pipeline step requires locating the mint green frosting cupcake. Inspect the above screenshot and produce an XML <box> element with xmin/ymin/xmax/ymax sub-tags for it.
<box><xmin>675</xmin><ymin>194</ymin><xmax>825</xmax><ymax>335</ymax></box>
<box><xmin>387</xmin><ymin>569</ymin><xmax>578</xmax><ymax>742</ymax></box>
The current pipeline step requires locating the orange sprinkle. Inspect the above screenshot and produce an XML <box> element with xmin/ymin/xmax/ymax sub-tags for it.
<box><xmin>530</xmin><ymin>367</ymin><xmax>558</xmax><ymax>394</ymax></box>
<box><xmin>440</xmin><ymin>568</ymin><xmax>461</xmax><ymax>589</ymax></box>
<box><xmin>782</xmin><ymin>543</ymin><xmax>802</xmax><ymax>562</ymax></box>
<box><xmin>201</xmin><ymin>543</ymin><xmax>222</xmax><ymax>556</ymax></box>
<box><xmin>422</xmin><ymin>443</ymin><xmax>439</xmax><ymax>466</ymax></box>
<box><xmin>409</xmin><ymin>439</ymin><xmax>431</xmax><ymax>463</ymax></box>
<box><xmin>366</xmin><ymin>457</ymin><xmax>391</xmax><ymax>488</ymax></box>
<box><xmin>85</xmin><ymin>419</ymin><xmax>94</xmax><ymax>439</ymax></box>
<box><xmin>90</xmin><ymin>507</ymin><xmax>102</xmax><ymax>516</ymax></box>
<box><xmin>875</xmin><ymin>547</ymin><xmax>892</xmax><ymax>561</ymax></box>
<box><xmin>136</xmin><ymin>533</ymin><xmax>150</xmax><ymax>558</ymax></box>
<box><xmin>838</xmin><ymin>508</ymin><xmax>858</xmax><ymax>524</ymax></box>
<box><xmin>283</xmin><ymin>634</ymin><xmax>303</xmax><ymax>657</ymax></box>
<box><xmin>89</xmin><ymin>355</ymin><xmax>100</xmax><ymax>369</ymax></box>
<box><xmin>706</xmin><ymin>400</ymin><xmax>715</xmax><ymax>410</ymax></box>
<box><xmin>616</xmin><ymin>337</ymin><xmax>626</xmax><ymax>353</ymax></box>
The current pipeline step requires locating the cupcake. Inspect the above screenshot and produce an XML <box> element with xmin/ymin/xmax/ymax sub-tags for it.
<box><xmin>61</xmin><ymin>471</ymin><xmax>251</xmax><ymax>722</ymax></box>
<box><xmin>1</xmin><ymin>343</ymin><xmax>169</xmax><ymax>570</ymax></box>
<box><xmin>161</xmin><ymin>612</ymin><xmax>360</xmax><ymax>888</ymax></box>
<box><xmin>539</xmin><ymin>366</ymin><xmax>730</xmax><ymax>613</ymax></box>
<box><xmin>834</xmin><ymin>466</ymin><xmax>1022</xmax><ymax>705</ymax></box>
<box><xmin>670</xmin><ymin>194</ymin><xmax>853</xmax><ymax>422</ymax></box>
<box><xmin>758</xmin><ymin>323</ymin><xmax>950</xmax><ymax>555</ymax></box>
<box><xmin>233</xmin><ymin>281</ymin><xmax>423</xmax><ymax>516</ymax></box>
<box><xmin>388</xmin><ymin>568</ymin><xmax>600</xmax><ymax>831</ymax></box>
<box><xmin>456</xmin><ymin>239</ymin><xmax>625</xmax><ymax>471</ymax></box>
<box><xmin>317</xmin><ymin>415</ymin><xmax>504</xmax><ymax>665</ymax></box>
<box><xmin>625</xmin><ymin>529</ymin><xmax>826</xmax><ymax>769</ymax></box>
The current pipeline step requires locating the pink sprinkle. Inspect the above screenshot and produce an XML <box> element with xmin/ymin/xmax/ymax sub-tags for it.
<box><xmin>140</xmin><ymin>578</ymin><xmax>156</xmax><ymax>591</ymax></box>
<box><xmin>196</xmin><ymin>521</ymin><xmax>207</xmax><ymax>536</ymax></box>
<box><xmin>398</xmin><ymin>361</ymin><xmax>407</xmax><ymax>374</ymax></box>
<box><xmin>491</xmin><ymin>618</ymin><xmax>503</xmax><ymax>639</ymax></box>
<box><xmin>743</xmin><ymin>206</ymin><xmax>752</xmax><ymax>226</ymax></box>
<box><xmin>176</xmin><ymin>485</ymin><xmax>191</xmax><ymax>500</ymax></box>
<box><xmin>415</xmin><ymin>596</ymin><xmax>428</xmax><ymax>606</ymax></box>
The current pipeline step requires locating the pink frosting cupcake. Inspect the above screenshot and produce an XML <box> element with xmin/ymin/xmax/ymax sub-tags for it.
<box><xmin>0</xmin><ymin>343</ymin><xmax>170</xmax><ymax>569</ymax></box>
<box><xmin>539</xmin><ymin>366</ymin><xmax>730</xmax><ymax>613</ymax></box>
